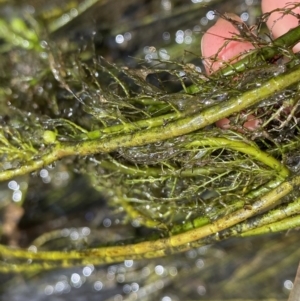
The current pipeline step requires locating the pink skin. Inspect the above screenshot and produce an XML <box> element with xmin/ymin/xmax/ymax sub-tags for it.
<box><xmin>201</xmin><ymin>0</ymin><xmax>300</xmax><ymax>130</ymax></box>
<box><xmin>202</xmin><ymin>0</ymin><xmax>300</xmax><ymax>73</ymax></box>
<box><xmin>262</xmin><ymin>0</ymin><xmax>300</xmax><ymax>52</ymax></box>
<box><xmin>201</xmin><ymin>13</ymin><xmax>255</xmax><ymax>74</ymax></box>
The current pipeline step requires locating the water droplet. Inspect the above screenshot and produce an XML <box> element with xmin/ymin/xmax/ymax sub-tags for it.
<box><xmin>70</xmin><ymin>230</ymin><xmax>79</xmax><ymax>240</ymax></box>
<box><xmin>200</xmin><ymin>17</ymin><xmax>208</xmax><ymax>26</ymax></box>
<box><xmin>163</xmin><ymin>32</ymin><xmax>170</xmax><ymax>41</ymax></box>
<box><xmin>284</xmin><ymin>279</ymin><xmax>293</xmax><ymax>290</ymax></box>
<box><xmin>123</xmin><ymin>284</ymin><xmax>131</xmax><ymax>294</ymax></box>
<box><xmin>240</xmin><ymin>12</ymin><xmax>249</xmax><ymax>21</ymax></box>
<box><xmin>8</xmin><ymin>180</ymin><xmax>19</xmax><ymax>190</ymax></box>
<box><xmin>103</xmin><ymin>218</ymin><xmax>112</xmax><ymax>227</ymax></box>
<box><xmin>124</xmin><ymin>32</ymin><xmax>132</xmax><ymax>41</ymax></box>
<box><xmin>94</xmin><ymin>281</ymin><xmax>103</xmax><ymax>291</ymax></box>
<box><xmin>196</xmin><ymin>258</ymin><xmax>205</xmax><ymax>268</ymax></box>
<box><xmin>197</xmin><ymin>285</ymin><xmax>206</xmax><ymax>295</ymax></box>
<box><xmin>44</xmin><ymin>285</ymin><xmax>54</xmax><ymax>295</ymax></box>
<box><xmin>70</xmin><ymin>8</ymin><xmax>78</xmax><ymax>17</ymax></box>
<box><xmin>82</xmin><ymin>266</ymin><xmax>93</xmax><ymax>277</ymax></box>
<box><xmin>115</xmin><ymin>34</ymin><xmax>124</xmax><ymax>44</ymax></box>
<box><xmin>131</xmin><ymin>282</ymin><xmax>139</xmax><ymax>292</ymax></box>
<box><xmin>206</xmin><ymin>10</ymin><xmax>215</xmax><ymax>20</ymax></box>
<box><xmin>12</xmin><ymin>190</ymin><xmax>22</xmax><ymax>202</ymax></box>
<box><xmin>155</xmin><ymin>265</ymin><xmax>164</xmax><ymax>275</ymax></box>
<box><xmin>124</xmin><ymin>260</ymin><xmax>133</xmax><ymax>267</ymax></box>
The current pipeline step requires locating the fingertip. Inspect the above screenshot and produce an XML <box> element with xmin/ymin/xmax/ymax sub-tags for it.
<box><xmin>201</xmin><ymin>14</ymin><xmax>254</xmax><ymax>73</ymax></box>
<box><xmin>262</xmin><ymin>0</ymin><xmax>300</xmax><ymax>52</ymax></box>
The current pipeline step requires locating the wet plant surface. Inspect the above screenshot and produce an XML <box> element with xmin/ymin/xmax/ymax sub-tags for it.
<box><xmin>0</xmin><ymin>0</ymin><xmax>300</xmax><ymax>300</ymax></box>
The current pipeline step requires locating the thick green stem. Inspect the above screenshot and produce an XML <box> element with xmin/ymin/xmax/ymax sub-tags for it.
<box><xmin>0</xmin><ymin>175</ymin><xmax>298</xmax><ymax>270</ymax></box>
<box><xmin>1</xmin><ymin>64</ymin><xmax>300</xmax><ymax>182</ymax></box>
<box><xmin>215</xmin><ymin>24</ymin><xmax>300</xmax><ymax>77</ymax></box>
<box><xmin>241</xmin><ymin>215</ymin><xmax>300</xmax><ymax>236</ymax></box>
<box><xmin>217</xmin><ymin>196</ymin><xmax>300</xmax><ymax>239</ymax></box>
<box><xmin>185</xmin><ymin>137</ymin><xmax>289</xmax><ymax>179</ymax></box>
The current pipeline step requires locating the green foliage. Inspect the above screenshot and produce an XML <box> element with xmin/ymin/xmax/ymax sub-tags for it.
<box><xmin>1</xmin><ymin>1</ymin><xmax>300</xmax><ymax>274</ymax></box>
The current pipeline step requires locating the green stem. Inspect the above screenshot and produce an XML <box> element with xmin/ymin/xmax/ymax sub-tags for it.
<box><xmin>84</xmin><ymin>110</ymin><xmax>184</xmax><ymax>140</ymax></box>
<box><xmin>98</xmin><ymin>158</ymin><xmax>228</xmax><ymax>177</ymax></box>
<box><xmin>187</xmin><ymin>24</ymin><xmax>300</xmax><ymax>93</ymax></box>
<box><xmin>216</xmin><ymin>24</ymin><xmax>300</xmax><ymax>77</ymax></box>
<box><xmin>185</xmin><ymin>136</ymin><xmax>289</xmax><ymax>179</ymax></box>
<box><xmin>218</xmin><ymin>196</ymin><xmax>300</xmax><ymax>238</ymax></box>
<box><xmin>170</xmin><ymin>135</ymin><xmax>289</xmax><ymax>234</ymax></box>
<box><xmin>241</xmin><ymin>215</ymin><xmax>300</xmax><ymax>236</ymax></box>
<box><xmin>1</xmin><ymin>63</ymin><xmax>300</xmax><ymax>182</ymax></box>
<box><xmin>0</xmin><ymin>174</ymin><xmax>298</xmax><ymax>271</ymax></box>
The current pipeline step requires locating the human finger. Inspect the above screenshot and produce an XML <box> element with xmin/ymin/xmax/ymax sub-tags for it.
<box><xmin>201</xmin><ymin>13</ymin><xmax>254</xmax><ymax>74</ymax></box>
<box><xmin>261</xmin><ymin>0</ymin><xmax>300</xmax><ymax>52</ymax></box>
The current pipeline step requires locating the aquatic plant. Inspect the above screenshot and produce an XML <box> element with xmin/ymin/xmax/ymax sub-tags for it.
<box><xmin>0</xmin><ymin>1</ymin><xmax>300</xmax><ymax>280</ymax></box>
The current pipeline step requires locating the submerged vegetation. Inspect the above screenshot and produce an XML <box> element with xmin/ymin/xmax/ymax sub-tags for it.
<box><xmin>1</xmin><ymin>0</ymin><xmax>300</xmax><ymax>298</ymax></box>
